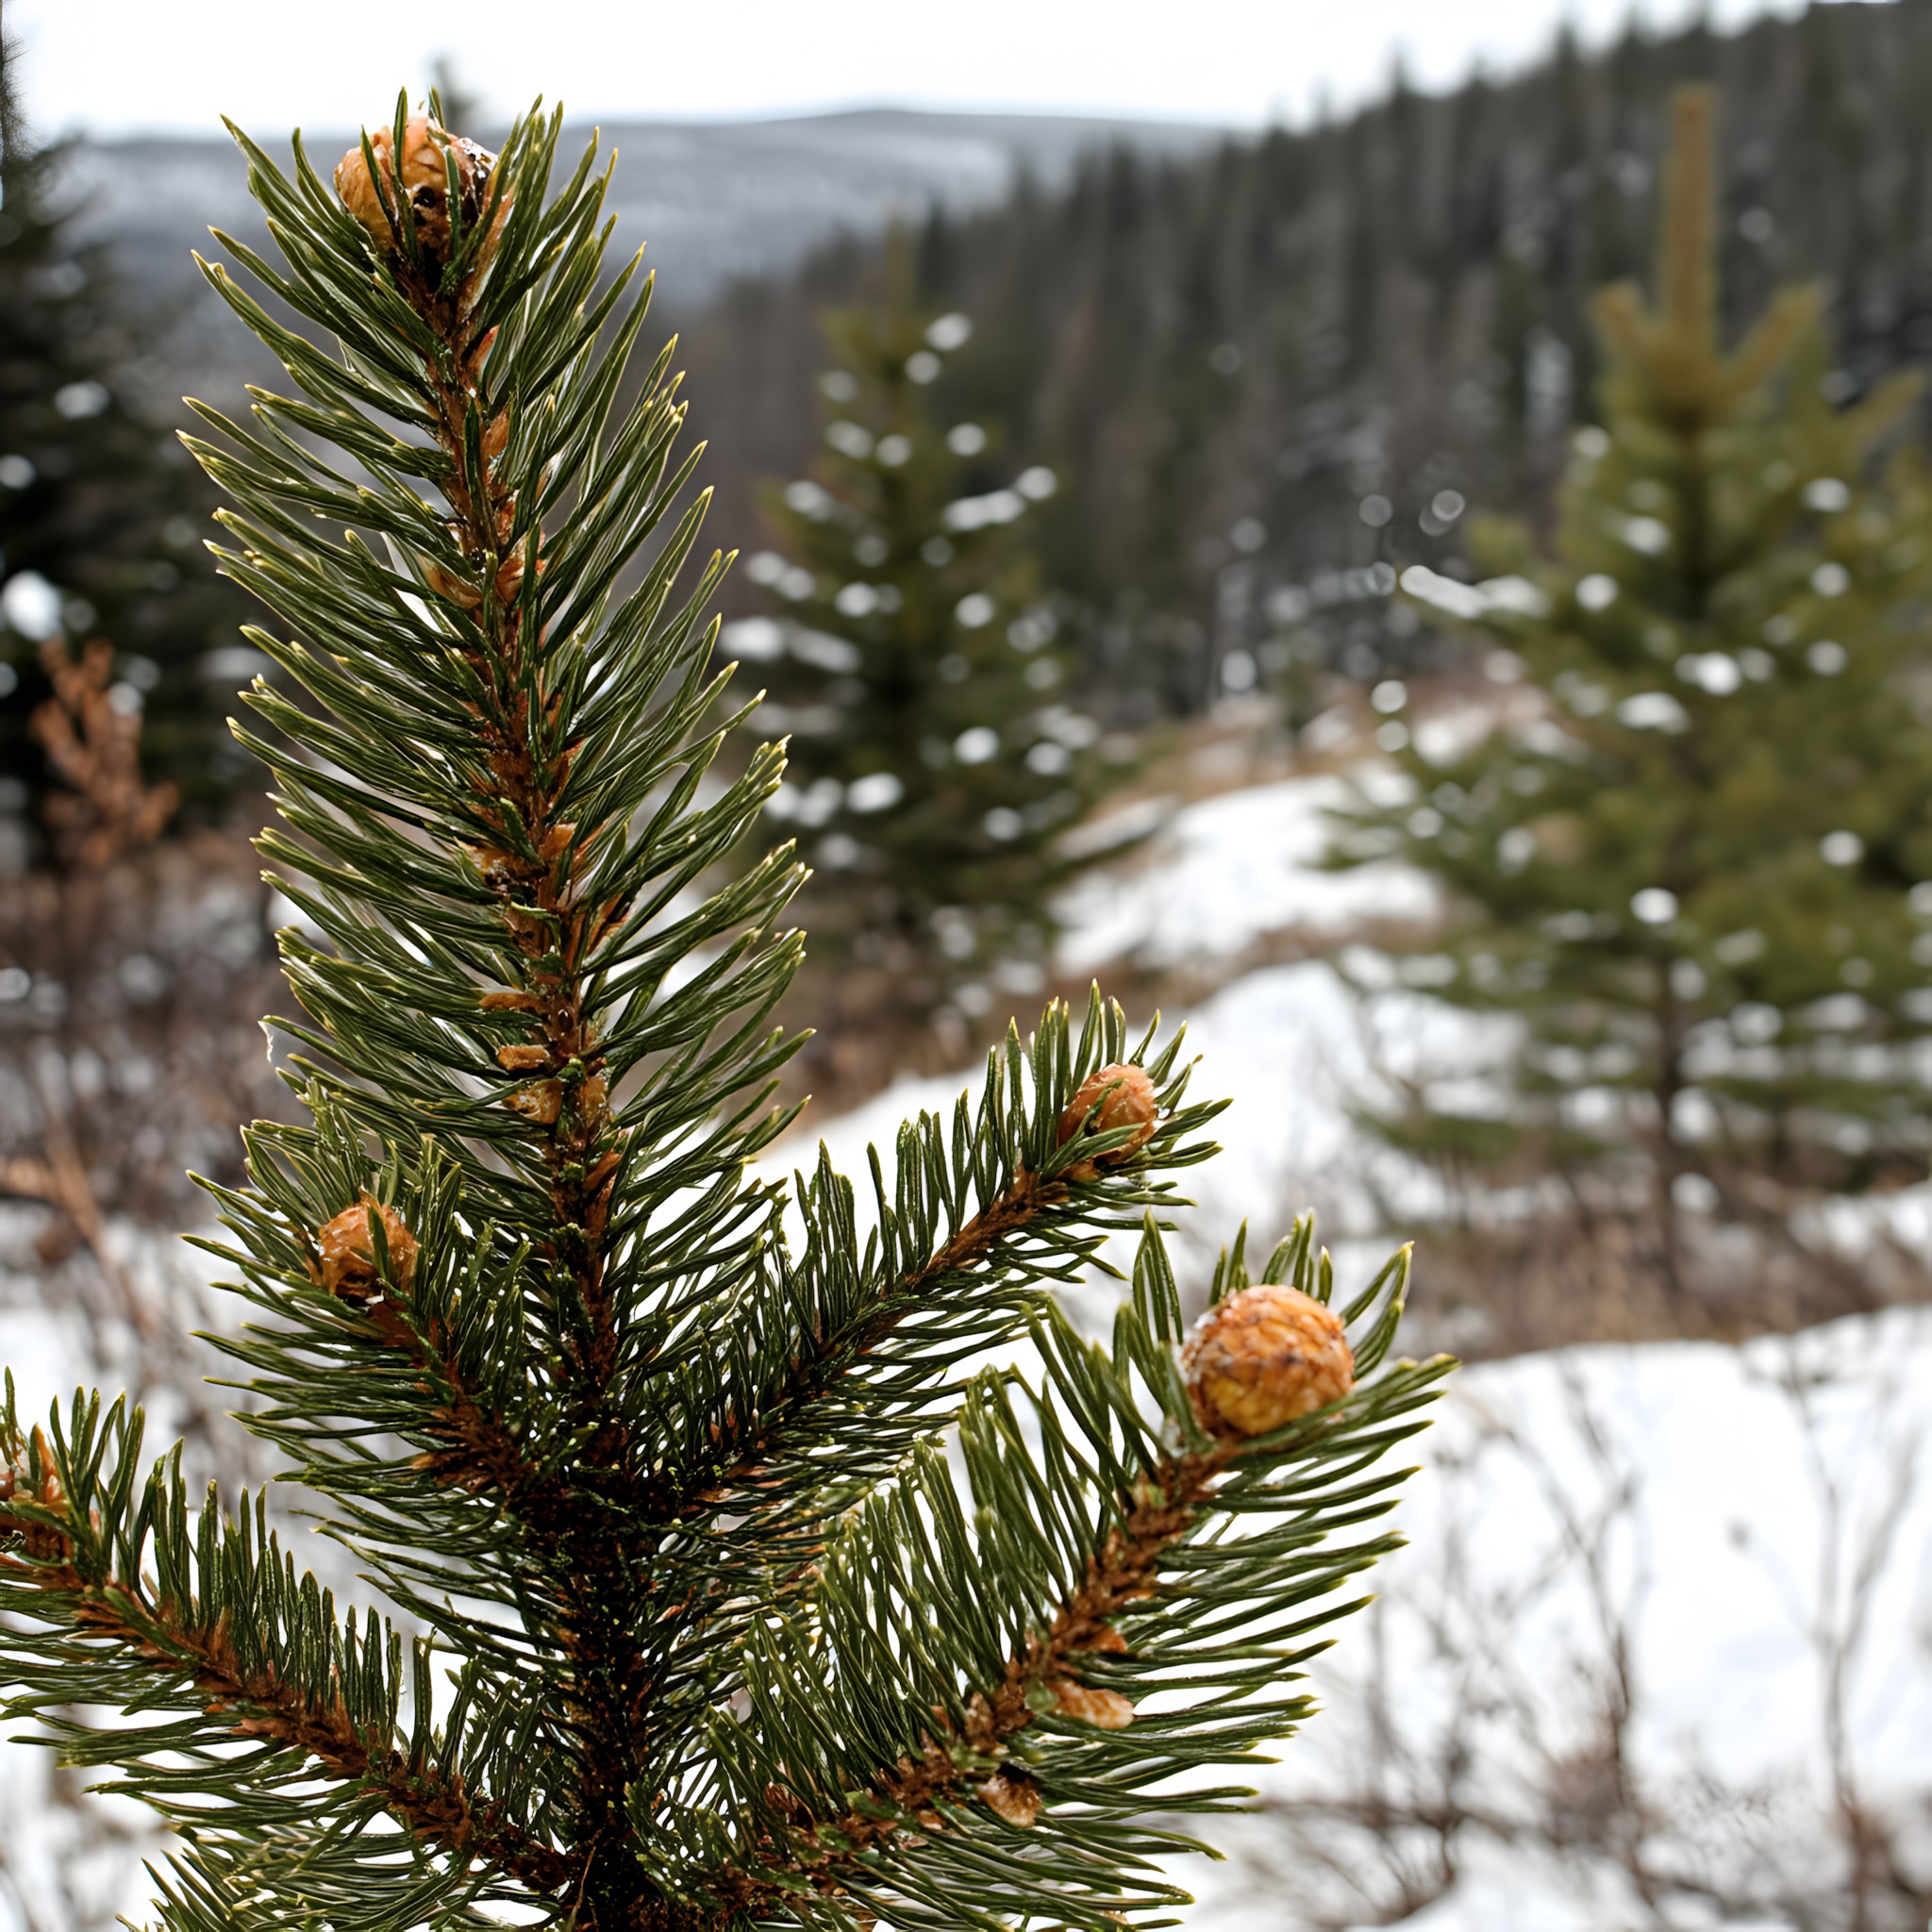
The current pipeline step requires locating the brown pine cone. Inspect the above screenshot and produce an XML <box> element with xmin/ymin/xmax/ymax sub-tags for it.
<box><xmin>975</xmin><ymin>1769</ymin><xmax>1042</xmax><ymax>1827</ymax></box>
<box><xmin>1182</xmin><ymin>1282</ymin><xmax>1354</xmax><ymax>1438</ymax></box>
<box><xmin>313</xmin><ymin>1199</ymin><xmax>418</xmax><ymax>1301</ymax></box>
<box><xmin>1056</xmin><ymin>1063</ymin><xmax>1159</xmax><ymax>1181</ymax></box>
<box><xmin>335</xmin><ymin>115</ymin><xmax>496</xmax><ymax>272</ymax></box>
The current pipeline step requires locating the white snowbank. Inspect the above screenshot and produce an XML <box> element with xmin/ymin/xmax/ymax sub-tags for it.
<box><xmin>1057</xmin><ymin>772</ymin><xmax>1436</xmax><ymax>974</ymax></box>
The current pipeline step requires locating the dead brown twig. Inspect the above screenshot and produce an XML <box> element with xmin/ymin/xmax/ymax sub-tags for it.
<box><xmin>0</xmin><ymin>1068</ymin><xmax>159</xmax><ymax>1343</ymax></box>
<box><xmin>29</xmin><ymin>637</ymin><xmax>178</xmax><ymax>872</ymax></box>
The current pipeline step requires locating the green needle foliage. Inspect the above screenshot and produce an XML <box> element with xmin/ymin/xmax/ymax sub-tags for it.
<box><xmin>0</xmin><ymin>94</ymin><xmax>1448</xmax><ymax>1932</ymax></box>
<box><xmin>1333</xmin><ymin>88</ymin><xmax>1932</xmax><ymax>1312</ymax></box>
<box><xmin>744</xmin><ymin>274</ymin><xmax>1132</xmax><ymax>1047</ymax></box>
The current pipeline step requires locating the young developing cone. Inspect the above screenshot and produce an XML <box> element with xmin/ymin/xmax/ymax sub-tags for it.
<box><xmin>335</xmin><ymin>115</ymin><xmax>496</xmax><ymax>271</ymax></box>
<box><xmin>975</xmin><ymin>1769</ymin><xmax>1042</xmax><ymax>1828</ymax></box>
<box><xmin>1056</xmin><ymin>1063</ymin><xmax>1158</xmax><ymax>1182</ymax></box>
<box><xmin>1051</xmin><ymin>1681</ymin><xmax>1135</xmax><ymax>1730</ymax></box>
<box><xmin>422</xmin><ymin>559</ymin><xmax>485</xmax><ymax>611</ymax></box>
<box><xmin>495</xmin><ymin>1044</ymin><xmax>551</xmax><ymax>1073</ymax></box>
<box><xmin>505</xmin><ymin>1082</ymin><xmax>563</xmax><ymax>1125</ymax></box>
<box><xmin>1182</xmin><ymin>1282</ymin><xmax>1354</xmax><ymax>1439</ymax></box>
<box><xmin>464</xmin><ymin>844</ymin><xmax>524</xmax><ymax>888</ymax></box>
<box><xmin>479</xmin><ymin>990</ymin><xmax>544</xmax><ymax>1014</ymax></box>
<box><xmin>492</xmin><ymin>533</ymin><xmax>537</xmax><ymax>603</ymax></box>
<box><xmin>313</xmin><ymin>1199</ymin><xmax>418</xmax><ymax>1302</ymax></box>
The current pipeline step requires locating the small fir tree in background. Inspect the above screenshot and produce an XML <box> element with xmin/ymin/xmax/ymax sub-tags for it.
<box><xmin>0</xmin><ymin>30</ymin><xmax>246</xmax><ymax>836</ymax></box>
<box><xmin>738</xmin><ymin>280</ymin><xmax>1129</xmax><ymax>1062</ymax></box>
<box><xmin>0</xmin><ymin>96</ymin><xmax>1447</xmax><ymax>1931</ymax></box>
<box><xmin>1335</xmin><ymin>88</ymin><xmax>1932</xmax><ymax>1321</ymax></box>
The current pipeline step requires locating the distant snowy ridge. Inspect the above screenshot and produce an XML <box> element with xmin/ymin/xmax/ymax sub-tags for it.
<box><xmin>58</xmin><ymin>109</ymin><xmax>1224</xmax><ymax>405</ymax></box>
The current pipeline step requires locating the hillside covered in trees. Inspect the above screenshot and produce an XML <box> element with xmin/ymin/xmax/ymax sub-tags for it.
<box><xmin>687</xmin><ymin>1</ymin><xmax>1932</xmax><ymax>719</ymax></box>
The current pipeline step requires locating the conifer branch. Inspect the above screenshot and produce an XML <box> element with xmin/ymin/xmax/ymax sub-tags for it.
<box><xmin>671</xmin><ymin>1164</ymin><xmax>1072</xmax><ymax>1520</ymax></box>
<box><xmin>306</xmin><ymin>1237</ymin><xmax>541</xmax><ymax>1501</ymax></box>
<box><xmin>190</xmin><ymin>106</ymin><xmax>805</xmax><ymax>1916</ymax></box>
<box><xmin>694</xmin><ymin>1441</ymin><xmax>1226</xmax><ymax>1922</ymax></box>
<box><xmin>337</xmin><ymin>130</ymin><xmax>684</xmax><ymax>1899</ymax></box>
<box><xmin>4</xmin><ymin>1543</ymin><xmax>565</xmax><ymax>1891</ymax></box>
<box><xmin>646</xmin><ymin>1015</ymin><xmax>1210</xmax><ymax>1548</ymax></box>
<box><xmin>622</xmin><ymin>1225</ymin><xmax>1445</xmax><ymax>1932</ymax></box>
<box><xmin>0</xmin><ymin>99</ymin><xmax>1446</xmax><ymax>1932</ymax></box>
<box><xmin>0</xmin><ymin>1392</ymin><xmax>566</xmax><ymax>1908</ymax></box>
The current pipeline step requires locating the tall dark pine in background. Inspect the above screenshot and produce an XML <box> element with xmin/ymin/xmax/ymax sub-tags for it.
<box><xmin>0</xmin><ymin>31</ymin><xmax>245</xmax><ymax>837</ymax></box>
<box><xmin>745</xmin><ymin>276</ymin><xmax>1132</xmax><ymax>1070</ymax></box>
<box><xmin>0</xmin><ymin>96</ymin><xmax>1446</xmax><ymax>1932</ymax></box>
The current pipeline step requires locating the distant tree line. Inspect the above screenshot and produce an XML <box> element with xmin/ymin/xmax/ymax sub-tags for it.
<box><xmin>683</xmin><ymin>1</ymin><xmax>1932</xmax><ymax>722</ymax></box>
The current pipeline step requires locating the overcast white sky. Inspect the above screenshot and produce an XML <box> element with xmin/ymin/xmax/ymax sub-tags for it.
<box><xmin>16</xmin><ymin>0</ymin><xmax>1810</xmax><ymax>139</ymax></box>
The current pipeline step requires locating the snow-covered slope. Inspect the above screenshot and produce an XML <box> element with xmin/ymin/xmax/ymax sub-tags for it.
<box><xmin>1056</xmin><ymin>772</ymin><xmax>1435</xmax><ymax>975</ymax></box>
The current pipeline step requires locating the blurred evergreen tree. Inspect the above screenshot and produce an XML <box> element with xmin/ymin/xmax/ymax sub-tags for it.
<box><xmin>0</xmin><ymin>27</ymin><xmax>246</xmax><ymax>838</ymax></box>
<box><xmin>1333</xmin><ymin>90</ymin><xmax>1932</xmax><ymax>1307</ymax></box>
<box><xmin>742</xmin><ymin>273</ymin><xmax>1132</xmax><ymax>1048</ymax></box>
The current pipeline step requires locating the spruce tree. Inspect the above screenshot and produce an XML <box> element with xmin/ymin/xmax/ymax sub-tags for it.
<box><xmin>742</xmin><ymin>278</ymin><xmax>1125</xmax><ymax>1045</ymax></box>
<box><xmin>0</xmin><ymin>30</ymin><xmax>246</xmax><ymax>828</ymax></box>
<box><xmin>0</xmin><ymin>97</ymin><xmax>1447</xmax><ymax>1931</ymax></box>
<box><xmin>1335</xmin><ymin>88</ymin><xmax>1932</xmax><ymax>1308</ymax></box>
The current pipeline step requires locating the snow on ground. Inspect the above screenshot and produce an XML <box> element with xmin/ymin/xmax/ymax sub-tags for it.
<box><xmin>762</xmin><ymin>761</ymin><xmax>1932</xmax><ymax>1925</ymax></box>
<box><xmin>1057</xmin><ymin>771</ymin><xmax>1435</xmax><ymax>974</ymax></box>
